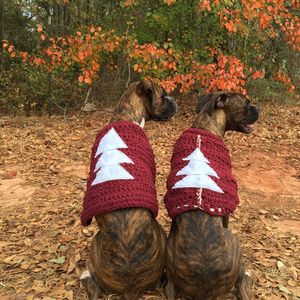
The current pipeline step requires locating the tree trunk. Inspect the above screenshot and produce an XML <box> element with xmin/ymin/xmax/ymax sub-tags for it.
<box><xmin>86</xmin><ymin>0</ymin><xmax>90</xmax><ymax>25</ymax></box>
<box><xmin>77</xmin><ymin>0</ymin><xmax>81</xmax><ymax>26</ymax></box>
<box><xmin>57</xmin><ymin>3</ymin><xmax>61</xmax><ymax>35</ymax></box>
<box><xmin>47</xmin><ymin>72</ymin><xmax>53</xmax><ymax>116</ymax></box>
<box><xmin>63</xmin><ymin>4</ymin><xmax>67</xmax><ymax>35</ymax></box>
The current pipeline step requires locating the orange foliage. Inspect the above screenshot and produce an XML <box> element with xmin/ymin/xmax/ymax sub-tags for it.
<box><xmin>0</xmin><ymin>29</ymin><xmax>276</xmax><ymax>94</ymax></box>
<box><xmin>292</xmin><ymin>0</ymin><xmax>300</xmax><ymax>9</ymax></box>
<box><xmin>275</xmin><ymin>71</ymin><xmax>295</xmax><ymax>92</ymax></box>
<box><xmin>252</xmin><ymin>70</ymin><xmax>265</xmax><ymax>80</ymax></box>
<box><xmin>37</xmin><ymin>25</ymin><xmax>43</xmax><ymax>33</ymax></box>
<box><xmin>2</xmin><ymin>41</ymin><xmax>8</xmax><ymax>48</ymax></box>
<box><xmin>123</xmin><ymin>0</ymin><xmax>136</xmax><ymax>7</ymax></box>
<box><xmin>164</xmin><ymin>0</ymin><xmax>176</xmax><ymax>5</ymax></box>
<box><xmin>198</xmin><ymin>0</ymin><xmax>300</xmax><ymax>52</ymax></box>
<box><xmin>3</xmin><ymin>1</ymin><xmax>298</xmax><ymax>94</ymax></box>
<box><xmin>199</xmin><ymin>0</ymin><xmax>214</xmax><ymax>11</ymax></box>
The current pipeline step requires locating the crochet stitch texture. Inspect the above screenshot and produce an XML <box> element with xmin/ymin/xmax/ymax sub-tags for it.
<box><xmin>164</xmin><ymin>128</ymin><xmax>239</xmax><ymax>219</ymax></box>
<box><xmin>81</xmin><ymin>121</ymin><xmax>158</xmax><ymax>226</ymax></box>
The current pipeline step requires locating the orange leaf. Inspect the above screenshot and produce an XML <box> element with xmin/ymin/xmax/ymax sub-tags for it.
<box><xmin>92</xmin><ymin>60</ymin><xmax>100</xmax><ymax>71</ymax></box>
<box><xmin>37</xmin><ymin>24</ymin><xmax>43</xmax><ymax>33</ymax></box>
<box><xmin>84</xmin><ymin>77</ymin><xmax>92</xmax><ymax>85</ymax></box>
<box><xmin>40</xmin><ymin>34</ymin><xmax>46</xmax><ymax>41</ymax></box>
<box><xmin>124</xmin><ymin>0</ymin><xmax>135</xmax><ymax>7</ymax></box>
<box><xmin>8</xmin><ymin>45</ymin><xmax>14</xmax><ymax>53</ymax></box>
<box><xmin>5</xmin><ymin>170</ymin><xmax>17</xmax><ymax>179</ymax></box>
<box><xmin>78</xmin><ymin>76</ymin><xmax>84</xmax><ymax>83</ymax></box>
<box><xmin>133</xmin><ymin>64</ymin><xmax>139</xmax><ymax>71</ymax></box>
<box><xmin>252</xmin><ymin>70</ymin><xmax>265</xmax><ymax>79</ymax></box>
<box><xmin>164</xmin><ymin>0</ymin><xmax>176</xmax><ymax>5</ymax></box>
<box><xmin>2</xmin><ymin>42</ymin><xmax>8</xmax><ymax>48</ymax></box>
<box><xmin>224</xmin><ymin>21</ymin><xmax>237</xmax><ymax>33</ymax></box>
<box><xmin>78</xmin><ymin>51</ymin><xmax>85</xmax><ymax>61</ymax></box>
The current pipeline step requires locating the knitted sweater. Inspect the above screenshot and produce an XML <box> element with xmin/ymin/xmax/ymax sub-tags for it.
<box><xmin>164</xmin><ymin>128</ymin><xmax>239</xmax><ymax>219</ymax></box>
<box><xmin>81</xmin><ymin>121</ymin><xmax>158</xmax><ymax>226</ymax></box>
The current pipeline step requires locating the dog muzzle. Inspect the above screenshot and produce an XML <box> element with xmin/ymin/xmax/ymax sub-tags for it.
<box><xmin>164</xmin><ymin>128</ymin><xmax>239</xmax><ymax>219</ymax></box>
<box><xmin>81</xmin><ymin>121</ymin><xmax>158</xmax><ymax>226</ymax></box>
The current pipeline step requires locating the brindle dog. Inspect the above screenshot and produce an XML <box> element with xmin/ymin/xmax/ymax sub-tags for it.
<box><xmin>165</xmin><ymin>91</ymin><xmax>259</xmax><ymax>300</ymax></box>
<box><xmin>81</xmin><ymin>80</ymin><xmax>177</xmax><ymax>300</ymax></box>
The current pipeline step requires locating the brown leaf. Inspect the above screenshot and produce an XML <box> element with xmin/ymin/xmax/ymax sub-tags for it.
<box><xmin>65</xmin><ymin>290</ymin><xmax>74</xmax><ymax>300</ymax></box>
<box><xmin>67</xmin><ymin>252</ymin><xmax>81</xmax><ymax>274</ymax></box>
<box><xmin>20</xmin><ymin>261</ymin><xmax>31</xmax><ymax>270</ymax></box>
<box><xmin>5</xmin><ymin>170</ymin><xmax>18</xmax><ymax>179</ymax></box>
<box><xmin>287</xmin><ymin>279</ymin><xmax>297</xmax><ymax>287</ymax></box>
<box><xmin>4</xmin><ymin>254</ymin><xmax>17</xmax><ymax>264</ymax></box>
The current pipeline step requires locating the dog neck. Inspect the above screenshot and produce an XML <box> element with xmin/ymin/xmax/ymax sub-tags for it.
<box><xmin>192</xmin><ymin>110</ymin><xmax>226</xmax><ymax>138</ymax></box>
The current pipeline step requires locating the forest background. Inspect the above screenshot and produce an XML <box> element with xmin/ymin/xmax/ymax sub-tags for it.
<box><xmin>0</xmin><ymin>0</ymin><xmax>300</xmax><ymax>115</ymax></box>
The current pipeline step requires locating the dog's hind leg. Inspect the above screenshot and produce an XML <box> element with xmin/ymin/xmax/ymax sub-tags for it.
<box><xmin>80</xmin><ymin>269</ymin><xmax>102</xmax><ymax>300</ymax></box>
<box><xmin>222</xmin><ymin>215</ymin><xmax>229</xmax><ymax>228</ymax></box>
<box><xmin>235</xmin><ymin>265</ymin><xmax>253</xmax><ymax>300</ymax></box>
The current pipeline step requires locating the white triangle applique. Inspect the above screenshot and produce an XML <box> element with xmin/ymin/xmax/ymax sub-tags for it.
<box><xmin>92</xmin><ymin>127</ymin><xmax>135</xmax><ymax>186</ymax></box>
<box><xmin>95</xmin><ymin>128</ymin><xmax>128</xmax><ymax>157</ymax></box>
<box><xmin>92</xmin><ymin>165</ymin><xmax>134</xmax><ymax>185</ymax></box>
<box><xmin>176</xmin><ymin>160</ymin><xmax>219</xmax><ymax>178</ymax></box>
<box><xmin>173</xmin><ymin>174</ymin><xmax>223</xmax><ymax>193</ymax></box>
<box><xmin>183</xmin><ymin>148</ymin><xmax>209</xmax><ymax>163</ymax></box>
<box><xmin>172</xmin><ymin>146</ymin><xmax>223</xmax><ymax>193</ymax></box>
<box><xmin>94</xmin><ymin>149</ymin><xmax>134</xmax><ymax>172</ymax></box>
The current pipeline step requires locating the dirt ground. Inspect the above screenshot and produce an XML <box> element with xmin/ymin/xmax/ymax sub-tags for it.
<box><xmin>0</xmin><ymin>98</ymin><xmax>299</xmax><ymax>300</ymax></box>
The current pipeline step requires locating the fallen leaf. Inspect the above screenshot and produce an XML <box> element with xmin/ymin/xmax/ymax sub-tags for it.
<box><xmin>278</xmin><ymin>285</ymin><xmax>291</xmax><ymax>294</ymax></box>
<box><xmin>20</xmin><ymin>261</ymin><xmax>31</xmax><ymax>270</ymax></box>
<box><xmin>49</xmin><ymin>256</ymin><xmax>65</xmax><ymax>264</ymax></box>
<box><xmin>287</xmin><ymin>279</ymin><xmax>297</xmax><ymax>287</ymax></box>
<box><xmin>65</xmin><ymin>290</ymin><xmax>74</xmax><ymax>300</ymax></box>
<box><xmin>4</xmin><ymin>254</ymin><xmax>17</xmax><ymax>263</ymax></box>
<box><xmin>5</xmin><ymin>170</ymin><xmax>17</xmax><ymax>179</ymax></box>
<box><xmin>277</xmin><ymin>260</ymin><xmax>285</xmax><ymax>269</ymax></box>
<box><xmin>67</xmin><ymin>252</ymin><xmax>81</xmax><ymax>274</ymax></box>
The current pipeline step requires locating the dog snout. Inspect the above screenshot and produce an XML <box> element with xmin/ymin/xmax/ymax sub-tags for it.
<box><xmin>165</xmin><ymin>95</ymin><xmax>178</xmax><ymax>112</ymax></box>
<box><xmin>248</xmin><ymin>105</ymin><xmax>260</xmax><ymax>123</ymax></box>
<box><xmin>250</xmin><ymin>104</ymin><xmax>260</xmax><ymax>115</ymax></box>
<box><xmin>255</xmin><ymin>104</ymin><xmax>260</xmax><ymax>113</ymax></box>
<box><xmin>165</xmin><ymin>95</ymin><xmax>176</xmax><ymax>103</ymax></box>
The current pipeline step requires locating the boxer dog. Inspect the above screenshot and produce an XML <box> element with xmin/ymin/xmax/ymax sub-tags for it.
<box><xmin>80</xmin><ymin>80</ymin><xmax>177</xmax><ymax>300</ymax></box>
<box><xmin>164</xmin><ymin>91</ymin><xmax>259</xmax><ymax>300</ymax></box>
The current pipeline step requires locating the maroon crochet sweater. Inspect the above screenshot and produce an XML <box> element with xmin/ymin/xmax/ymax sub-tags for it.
<box><xmin>164</xmin><ymin>128</ymin><xmax>239</xmax><ymax>219</ymax></box>
<box><xmin>81</xmin><ymin>121</ymin><xmax>158</xmax><ymax>226</ymax></box>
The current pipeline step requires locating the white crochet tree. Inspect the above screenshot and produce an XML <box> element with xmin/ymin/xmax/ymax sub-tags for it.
<box><xmin>172</xmin><ymin>147</ymin><xmax>223</xmax><ymax>193</ymax></box>
<box><xmin>92</xmin><ymin>128</ymin><xmax>134</xmax><ymax>186</ymax></box>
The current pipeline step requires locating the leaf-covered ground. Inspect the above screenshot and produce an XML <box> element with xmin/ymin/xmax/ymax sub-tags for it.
<box><xmin>0</xmin><ymin>98</ymin><xmax>299</xmax><ymax>300</ymax></box>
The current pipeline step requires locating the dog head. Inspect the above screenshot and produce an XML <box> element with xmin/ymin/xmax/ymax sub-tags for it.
<box><xmin>136</xmin><ymin>80</ymin><xmax>177</xmax><ymax>121</ymax></box>
<box><xmin>196</xmin><ymin>91</ymin><xmax>259</xmax><ymax>134</ymax></box>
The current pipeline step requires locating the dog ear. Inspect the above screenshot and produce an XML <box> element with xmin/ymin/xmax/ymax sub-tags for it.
<box><xmin>196</xmin><ymin>92</ymin><xmax>231</xmax><ymax>115</ymax></box>
<box><xmin>136</xmin><ymin>80</ymin><xmax>153</xmax><ymax>98</ymax></box>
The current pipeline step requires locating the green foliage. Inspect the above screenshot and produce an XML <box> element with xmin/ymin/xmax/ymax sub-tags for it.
<box><xmin>0</xmin><ymin>63</ymin><xmax>84</xmax><ymax>115</ymax></box>
<box><xmin>247</xmin><ymin>78</ymin><xmax>299</xmax><ymax>105</ymax></box>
